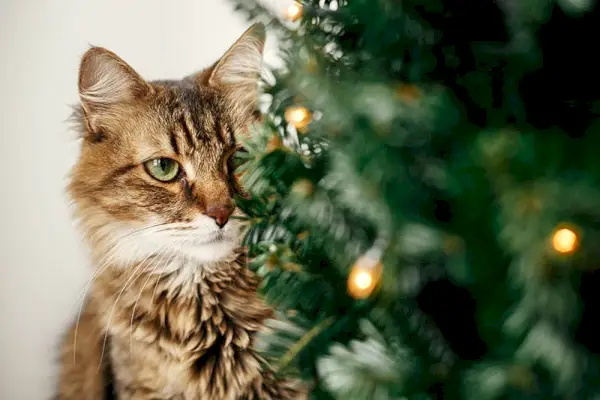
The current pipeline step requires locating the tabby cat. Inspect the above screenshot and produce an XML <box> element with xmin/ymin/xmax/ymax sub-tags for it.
<box><xmin>55</xmin><ymin>23</ymin><xmax>306</xmax><ymax>400</ymax></box>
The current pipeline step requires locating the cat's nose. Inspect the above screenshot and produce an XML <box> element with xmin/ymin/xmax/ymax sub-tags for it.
<box><xmin>204</xmin><ymin>205</ymin><xmax>234</xmax><ymax>228</ymax></box>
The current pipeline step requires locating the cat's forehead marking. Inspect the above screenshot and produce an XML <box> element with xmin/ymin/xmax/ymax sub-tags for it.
<box><xmin>164</xmin><ymin>86</ymin><xmax>234</xmax><ymax>154</ymax></box>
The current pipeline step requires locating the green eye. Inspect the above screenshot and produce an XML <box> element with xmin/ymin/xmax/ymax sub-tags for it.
<box><xmin>144</xmin><ymin>158</ymin><xmax>180</xmax><ymax>182</ymax></box>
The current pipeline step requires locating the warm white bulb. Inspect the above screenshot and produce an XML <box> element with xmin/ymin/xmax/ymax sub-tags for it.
<box><xmin>289</xmin><ymin>109</ymin><xmax>305</xmax><ymax>122</ymax></box>
<box><xmin>347</xmin><ymin>246</ymin><xmax>385</xmax><ymax>299</ymax></box>
<box><xmin>552</xmin><ymin>227</ymin><xmax>578</xmax><ymax>253</ymax></box>
<box><xmin>284</xmin><ymin>106</ymin><xmax>311</xmax><ymax>129</ymax></box>
<box><xmin>285</xmin><ymin>2</ymin><xmax>303</xmax><ymax>21</ymax></box>
<box><xmin>354</xmin><ymin>271</ymin><xmax>373</xmax><ymax>290</ymax></box>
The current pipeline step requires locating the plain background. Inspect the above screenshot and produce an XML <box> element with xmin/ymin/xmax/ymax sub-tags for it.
<box><xmin>0</xmin><ymin>0</ymin><xmax>284</xmax><ymax>398</ymax></box>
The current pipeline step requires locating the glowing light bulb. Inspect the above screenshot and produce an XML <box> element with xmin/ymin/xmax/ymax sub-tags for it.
<box><xmin>347</xmin><ymin>252</ymin><xmax>383</xmax><ymax>299</ymax></box>
<box><xmin>552</xmin><ymin>227</ymin><xmax>578</xmax><ymax>254</ymax></box>
<box><xmin>354</xmin><ymin>271</ymin><xmax>373</xmax><ymax>290</ymax></box>
<box><xmin>284</xmin><ymin>105</ymin><xmax>312</xmax><ymax>129</ymax></box>
<box><xmin>284</xmin><ymin>1</ymin><xmax>303</xmax><ymax>21</ymax></box>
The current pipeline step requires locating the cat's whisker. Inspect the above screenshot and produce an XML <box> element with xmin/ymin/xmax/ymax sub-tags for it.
<box><xmin>127</xmin><ymin>243</ymin><xmax>178</xmax><ymax>355</ymax></box>
<box><xmin>88</xmin><ymin>231</ymin><xmax>131</xmax><ymax>273</ymax></box>
<box><xmin>72</xmin><ymin>266</ymin><xmax>112</xmax><ymax>364</ymax></box>
<box><xmin>173</xmin><ymin>236</ymin><xmax>196</xmax><ymax>349</ymax></box>
<box><xmin>97</xmin><ymin>248</ymin><xmax>149</xmax><ymax>373</ymax></box>
<box><xmin>128</xmin><ymin>263</ymin><xmax>160</xmax><ymax>356</ymax></box>
<box><xmin>88</xmin><ymin>222</ymin><xmax>173</xmax><ymax>263</ymax></box>
<box><xmin>117</xmin><ymin>222</ymin><xmax>174</xmax><ymax>242</ymax></box>
<box><xmin>75</xmin><ymin>234</ymin><xmax>120</xmax><ymax>298</ymax></box>
<box><xmin>72</xmin><ymin>236</ymin><xmax>127</xmax><ymax>364</ymax></box>
<box><xmin>142</xmin><ymin>241</ymin><xmax>189</xmax><ymax>351</ymax></box>
<box><xmin>150</xmin><ymin>251</ymin><xmax>172</xmax><ymax>302</ymax></box>
<box><xmin>86</xmin><ymin>224</ymin><xmax>156</xmax><ymax>271</ymax></box>
<box><xmin>150</xmin><ymin>271</ymin><xmax>165</xmax><ymax>309</ymax></box>
<box><xmin>79</xmin><ymin>223</ymin><xmax>179</xmax><ymax>363</ymax></box>
<box><xmin>155</xmin><ymin>226</ymin><xmax>200</xmax><ymax>236</ymax></box>
<box><xmin>92</xmin><ymin>225</ymin><xmax>174</xmax><ymax>272</ymax></box>
<box><xmin>86</xmin><ymin>226</ymin><xmax>111</xmax><ymax>248</ymax></box>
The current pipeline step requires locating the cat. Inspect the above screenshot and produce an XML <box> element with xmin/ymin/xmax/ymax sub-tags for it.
<box><xmin>54</xmin><ymin>23</ymin><xmax>307</xmax><ymax>400</ymax></box>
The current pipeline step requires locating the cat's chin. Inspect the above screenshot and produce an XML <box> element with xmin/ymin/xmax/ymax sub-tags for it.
<box><xmin>180</xmin><ymin>238</ymin><xmax>240</xmax><ymax>264</ymax></box>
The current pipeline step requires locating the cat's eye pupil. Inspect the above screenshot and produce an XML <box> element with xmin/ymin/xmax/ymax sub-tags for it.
<box><xmin>144</xmin><ymin>158</ymin><xmax>180</xmax><ymax>182</ymax></box>
<box><xmin>159</xmin><ymin>159</ymin><xmax>169</xmax><ymax>171</ymax></box>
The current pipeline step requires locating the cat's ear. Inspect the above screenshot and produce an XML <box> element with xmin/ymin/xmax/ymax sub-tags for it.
<box><xmin>198</xmin><ymin>23</ymin><xmax>266</xmax><ymax>111</ymax></box>
<box><xmin>78</xmin><ymin>47</ymin><xmax>149</xmax><ymax>114</ymax></box>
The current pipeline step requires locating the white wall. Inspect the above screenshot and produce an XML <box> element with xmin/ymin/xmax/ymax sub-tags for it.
<box><xmin>0</xmin><ymin>1</ymin><xmax>283</xmax><ymax>398</ymax></box>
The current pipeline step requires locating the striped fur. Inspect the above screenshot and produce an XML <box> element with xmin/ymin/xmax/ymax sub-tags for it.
<box><xmin>55</xmin><ymin>24</ymin><xmax>307</xmax><ymax>400</ymax></box>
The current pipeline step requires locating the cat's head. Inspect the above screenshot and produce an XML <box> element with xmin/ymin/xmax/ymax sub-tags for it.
<box><xmin>68</xmin><ymin>24</ymin><xmax>265</xmax><ymax>270</ymax></box>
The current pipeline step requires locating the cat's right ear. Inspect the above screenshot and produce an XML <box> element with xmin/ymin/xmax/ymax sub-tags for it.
<box><xmin>78</xmin><ymin>47</ymin><xmax>149</xmax><ymax>116</ymax></box>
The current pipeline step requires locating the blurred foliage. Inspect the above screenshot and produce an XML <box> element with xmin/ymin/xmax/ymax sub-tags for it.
<box><xmin>231</xmin><ymin>0</ymin><xmax>600</xmax><ymax>398</ymax></box>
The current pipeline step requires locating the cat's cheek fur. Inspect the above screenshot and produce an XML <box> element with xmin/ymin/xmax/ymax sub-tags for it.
<box><xmin>101</xmin><ymin>217</ymin><xmax>244</xmax><ymax>270</ymax></box>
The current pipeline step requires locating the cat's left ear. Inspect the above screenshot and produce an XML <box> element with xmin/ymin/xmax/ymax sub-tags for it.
<box><xmin>197</xmin><ymin>23</ymin><xmax>266</xmax><ymax>111</ymax></box>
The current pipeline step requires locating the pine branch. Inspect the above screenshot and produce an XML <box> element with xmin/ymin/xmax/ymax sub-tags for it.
<box><xmin>276</xmin><ymin>316</ymin><xmax>336</xmax><ymax>373</ymax></box>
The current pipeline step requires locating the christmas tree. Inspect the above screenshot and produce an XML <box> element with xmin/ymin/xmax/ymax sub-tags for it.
<box><xmin>230</xmin><ymin>0</ymin><xmax>600</xmax><ymax>398</ymax></box>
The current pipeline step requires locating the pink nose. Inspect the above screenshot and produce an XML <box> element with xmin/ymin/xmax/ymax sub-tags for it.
<box><xmin>204</xmin><ymin>205</ymin><xmax>234</xmax><ymax>228</ymax></box>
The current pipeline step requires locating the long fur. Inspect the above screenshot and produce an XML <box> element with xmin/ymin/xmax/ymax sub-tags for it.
<box><xmin>54</xmin><ymin>23</ymin><xmax>307</xmax><ymax>400</ymax></box>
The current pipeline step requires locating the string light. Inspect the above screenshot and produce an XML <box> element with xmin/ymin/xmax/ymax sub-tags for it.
<box><xmin>347</xmin><ymin>239</ymin><xmax>387</xmax><ymax>299</ymax></box>
<box><xmin>284</xmin><ymin>1</ymin><xmax>303</xmax><ymax>21</ymax></box>
<box><xmin>552</xmin><ymin>226</ymin><xmax>579</xmax><ymax>254</ymax></box>
<box><xmin>354</xmin><ymin>271</ymin><xmax>373</xmax><ymax>288</ymax></box>
<box><xmin>284</xmin><ymin>105</ymin><xmax>312</xmax><ymax>130</ymax></box>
